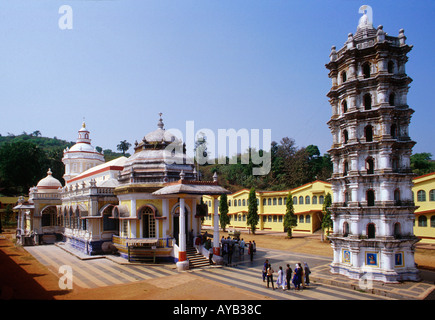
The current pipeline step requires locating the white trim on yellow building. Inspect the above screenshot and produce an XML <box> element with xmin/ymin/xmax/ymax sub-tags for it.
<box><xmin>203</xmin><ymin>180</ymin><xmax>332</xmax><ymax>234</ymax></box>
<box><xmin>413</xmin><ymin>172</ymin><xmax>435</xmax><ymax>244</ymax></box>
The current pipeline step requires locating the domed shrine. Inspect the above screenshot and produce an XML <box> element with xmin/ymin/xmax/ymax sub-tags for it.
<box><xmin>62</xmin><ymin>121</ymin><xmax>105</xmax><ymax>183</ymax></box>
<box><xmin>16</xmin><ymin>115</ymin><xmax>229</xmax><ymax>270</ymax></box>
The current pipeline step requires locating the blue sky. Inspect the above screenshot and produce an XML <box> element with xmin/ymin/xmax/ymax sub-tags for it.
<box><xmin>0</xmin><ymin>0</ymin><xmax>434</xmax><ymax>157</ymax></box>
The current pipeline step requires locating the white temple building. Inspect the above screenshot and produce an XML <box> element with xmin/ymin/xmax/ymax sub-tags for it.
<box><xmin>15</xmin><ymin>115</ymin><xmax>229</xmax><ymax>271</ymax></box>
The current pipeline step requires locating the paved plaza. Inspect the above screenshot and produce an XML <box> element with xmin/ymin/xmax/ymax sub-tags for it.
<box><xmin>23</xmin><ymin>241</ymin><xmax>435</xmax><ymax>300</ymax></box>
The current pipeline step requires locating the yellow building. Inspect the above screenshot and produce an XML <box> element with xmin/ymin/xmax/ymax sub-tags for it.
<box><xmin>412</xmin><ymin>172</ymin><xmax>435</xmax><ymax>244</ymax></box>
<box><xmin>203</xmin><ymin>180</ymin><xmax>332</xmax><ymax>234</ymax></box>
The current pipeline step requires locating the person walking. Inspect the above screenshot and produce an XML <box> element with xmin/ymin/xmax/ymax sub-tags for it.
<box><xmin>276</xmin><ymin>266</ymin><xmax>285</xmax><ymax>290</ymax></box>
<box><xmin>304</xmin><ymin>262</ymin><xmax>311</xmax><ymax>286</ymax></box>
<box><xmin>285</xmin><ymin>264</ymin><xmax>293</xmax><ymax>290</ymax></box>
<box><xmin>240</xmin><ymin>238</ymin><xmax>245</xmax><ymax>255</ymax></box>
<box><xmin>248</xmin><ymin>241</ymin><xmax>254</xmax><ymax>262</ymax></box>
<box><xmin>262</xmin><ymin>259</ymin><xmax>269</xmax><ymax>282</ymax></box>
<box><xmin>292</xmin><ymin>264</ymin><xmax>302</xmax><ymax>290</ymax></box>
<box><xmin>228</xmin><ymin>243</ymin><xmax>233</xmax><ymax>265</ymax></box>
<box><xmin>266</xmin><ymin>264</ymin><xmax>275</xmax><ymax>290</ymax></box>
<box><xmin>299</xmin><ymin>262</ymin><xmax>305</xmax><ymax>288</ymax></box>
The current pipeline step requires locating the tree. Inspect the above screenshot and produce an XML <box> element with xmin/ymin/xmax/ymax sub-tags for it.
<box><xmin>246</xmin><ymin>188</ymin><xmax>259</xmax><ymax>234</ymax></box>
<box><xmin>283</xmin><ymin>191</ymin><xmax>297</xmax><ymax>238</ymax></box>
<box><xmin>117</xmin><ymin>140</ymin><xmax>131</xmax><ymax>156</ymax></box>
<box><xmin>411</xmin><ymin>153</ymin><xmax>435</xmax><ymax>176</ymax></box>
<box><xmin>321</xmin><ymin>193</ymin><xmax>333</xmax><ymax>242</ymax></box>
<box><xmin>0</xmin><ymin>141</ymin><xmax>47</xmax><ymax>194</ymax></box>
<box><xmin>219</xmin><ymin>193</ymin><xmax>230</xmax><ymax>232</ymax></box>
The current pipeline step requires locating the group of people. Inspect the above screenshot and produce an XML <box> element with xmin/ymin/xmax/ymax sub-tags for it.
<box><xmin>221</xmin><ymin>236</ymin><xmax>256</xmax><ymax>264</ymax></box>
<box><xmin>263</xmin><ymin>260</ymin><xmax>311</xmax><ymax>291</ymax></box>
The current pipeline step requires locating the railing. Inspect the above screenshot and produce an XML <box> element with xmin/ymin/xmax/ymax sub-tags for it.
<box><xmin>112</xmin><ymin>235</ymin><xmax>174</xmax><ymax>248</ymax></box>
<box><xmin>112</xmin><ymin>235</ymin><xmax>175</xmax><ymax>262</ymax></box>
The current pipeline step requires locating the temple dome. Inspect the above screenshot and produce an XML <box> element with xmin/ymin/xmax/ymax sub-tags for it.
<box><xmin>117</xmin><ymin>114</ymin><xmax>195</xmax><ymax>186</ymax></box>
<box><xmin>36</xmin><ymin>169</ymin><xmax>62</xmax><ymax>193</ymax></box>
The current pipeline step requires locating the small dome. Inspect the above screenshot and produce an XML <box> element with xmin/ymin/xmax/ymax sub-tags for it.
<box><xmin>69</xmin><ymin>142</ymin><xmax>97</xmax><ymax>152</ymax></box>
<box><xmin>36</xmin><ymin>169</ymin><xmax>62</xmax><ymax>193</ymax></box>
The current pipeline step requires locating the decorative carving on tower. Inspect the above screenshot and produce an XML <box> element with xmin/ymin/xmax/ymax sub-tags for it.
<box><xmin>325</xmin><ymin>5</ymin><xmax>420</xmax><ymax>283</ymax></box>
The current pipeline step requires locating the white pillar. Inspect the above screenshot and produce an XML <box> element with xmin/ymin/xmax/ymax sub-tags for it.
<box><xmin>162</xmin><ymin>199</ymin><xmax>169</xmax><ymax>237</ymax></box>
<box><xmin>212</xmin><ymin>196</ymin><xmax>224</xmax><ymax>265</ymax></box>
<box><xmin>176</xmin><ymin>197</ymin><xmax>189</xmax><ymax>271</ymax></box>
<box><xmin>179</xmin><ymin>198</ymin><xmax>186</xmax><ymax>253</ymax></box>
<box><xmin>213</xmin><ymin>196</ymin><xmax>220</xmax><ymax>251</ymax></box>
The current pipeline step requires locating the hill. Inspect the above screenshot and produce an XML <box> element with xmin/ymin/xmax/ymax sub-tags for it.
<box><xmin>0</xmin><ymin>132</ymin><xmax>127</xmax><ymax>196</ymax></box>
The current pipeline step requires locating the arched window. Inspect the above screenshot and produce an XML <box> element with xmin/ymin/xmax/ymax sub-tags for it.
<box><xmin>343</xmin><ymin>130</ymin><xmax>349</xmax><ymax>144</ymax></box>
<box><xmin>293</xmin><ymin>196</ymin><xmax>297</xmax><ymax>205</ymax></box>
<box><xmin>388</xmin><ymin>60</ymin><xmax>394</xmax><ymax>73</ymax></box>
<box><xmin>343</xmin><ymin>222</ymin><xmax>349</xmax><ymax>237</ymax></box>
<box><xmin>267</xmin><ymin>198</ymin><xmax>271</xmax><ymax>205</ymax></box>
<box><xmin>391</xmin><ymin>124</ymin><xmax>397</xmax><ymax>139</ymax></box>
<box><xmin>319</xmin><ymin>195</ymin><xmax>324</xmax><ymax>204</ymax></box>
<box><xmin>235</xmin><ymin>200</ymin><xmax>238</xmax><ymax>207</ymax></box>
<box><xmin>341</xmin><ymin>71</ymin><xmax>347</xmax><ymax>83</ymax></box>
<box><xmin>389</xmin><ymin>93</ymin><xmax>395</xmax><ymax>106</ymax></box>
<box><xmin>299</xmin><ymin>196</ymin><xmax>304</xmax><ymax>205</ymax></box>
<box><xmin>341</xmin><ymin>100</ymin><xmax>348</xmax><ymax>113</ymax></box>
<box><xmin>299</xmin><ymin>215</ymin><xmax>304</xmax><ymax>223</ymax></box>
<box><xmin>367</xmin><ymin>189</ymin><xmax>375</xmax><ymax>206</ymax></box>
<box><xmin>343</xmin><ymin>160</ymin><xmax>349</xmax><ymax>176</ymax></box>
<box><xmin>394</xmin><ymin>222</ymin><xmax>401</xmax><ymax>239</ymax></box>
<box><xmin>365</xmin><ymin>125</ymin><xmax>373</xmax><ymax>142</ymax></box>
<box><xmin>306</xmin><ymin>215</ymin><xmax>311</xmax><ymax>224</ymax></box>
<box><xmin>305</xmin><ymin>196</ymin><xmax>310</xmax><ymax>205</ymax></box>
<box><xmin>141</xmin><ymin>206</ymin><xmax>156</xmax><ymax>238</ymax></box>
<box><xmin>344</xmin><ymin>191</ymin><xmax>349</xmax><ymax>207</ymax></box>
<box><xmin>394</xmin><ymin>189</ymin><xmax>401</xmax><ymax>205</ymax></box>
<box><xmin>262</xmin><ymin>198</ymin><xmax>266</xmax><ymax>206</ymax></box>
<box><xmin>238</xmin><ymin>199</ymin><xmax>242</xmax><ymax>206</ymax></box>
<box><xmin>418</xmin><ymin>215</ymin><xmax>427</xmax><ymax>227</ymax></box>
<box><xmin>273</xmin><ymin>198</ymin><xmax>277</xmax><ymax>205</ymax></box>
<box><xmin>364</xmin><ymin>93</ymin><xmax>372</xmax><ymax>110</ymax></box>
<box><xmin>366</xmin><ymin>157</ymin><xmax>374</xmax><ymax>174</ymax></box>
<box><xmin>429</xmin><ymin>190</ymin><xmax>435</xmax><ymax>201</ymax></box>
<box><xmin>312</xmin><ymin>196</ymin><xmax>317</xmax><ymax>204</ymax></box>
<box><xmin>242</xmin><ymin>199</ymin><xmax>246</xmax><ymax>206</ymax></box>
<box><xmin>363</xmin><ymin>62</ymin><xmax>371</xmax><ymax>78</ymax></box>
<box><xmin>278</xmin><ymin>198</ymin><xmax>282</xmax><ymax>205</ymax></box>
<box><xmin>367</xmin><ymin>223</ymin><xmax>376</xmax><ymax>238</ymax></box>
<box><xmin>417</xmin><ymin>190</ymin><xmax>426</xmax><ymax>202</ymax></box>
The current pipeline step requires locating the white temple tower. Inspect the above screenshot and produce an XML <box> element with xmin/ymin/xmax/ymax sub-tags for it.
<box><xmin>62</xmin><ymin>121</ymin><xmax>105</xmax><ymax>183</ymax></box>
<box><xmin>325</xmin><ymin>6</ymin><xmax>420</xmax><ymax>283</ymax></box>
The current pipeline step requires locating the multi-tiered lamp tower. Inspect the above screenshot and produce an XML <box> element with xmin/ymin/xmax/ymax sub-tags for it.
<box><xmin>325</xmin><ymin>5</ymin><xmax>420</xmax><ymax>283</ymax></box>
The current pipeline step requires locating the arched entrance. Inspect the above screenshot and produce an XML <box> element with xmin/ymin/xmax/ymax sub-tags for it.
<box><xmin>140</xmin><ymin>206</ymin><xmax>156</xmax><ymax>238</ymax></box>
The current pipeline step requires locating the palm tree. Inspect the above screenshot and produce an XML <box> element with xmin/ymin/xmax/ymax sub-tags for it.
<box><xmin>117</xmin><ymin>140</ymin><xmax>131</xmax><ymax>156</ymax></box>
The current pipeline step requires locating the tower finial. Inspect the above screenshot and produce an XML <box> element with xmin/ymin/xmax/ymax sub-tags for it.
<box><xmin>157</xmin><ymin>112</ymin><xmax>164</xmax><ymax>129</ymax></box>
<box><xmin>358</xmin><ymin>5</ymin><xmax>373</xmax><ymax>29</ymax></box>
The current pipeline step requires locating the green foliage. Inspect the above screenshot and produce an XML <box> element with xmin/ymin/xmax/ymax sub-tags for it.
<box><xmin>411</xmin><ymin>153</ymin><xmax>435</xmax><ymax>176</ymax></box>
<box><xmin>247</xmin><ymin>188</ymin><xmax>259</xmax><ymax>234</ymax></box>
<box><xmin>117</xmin><ymin>140</ymin><xmax>131</xmax><ymax>156</ymax></box>
<box><xmin>103</xmin><ymin>149</ymin><xmax>130</xmax><ymax>161</ymax></box>
<box><xmin>219</xmin><ymin>193</ymin><xmax>230</xmax><ymax>231</ymax></box>
<box><xmin>283</xmin><ymin>191</ymin><xmax>297</xmax><ymax>237</ymax></box>
<box><xmin>0</xmin><ymin>141</ymin><xmax>49</xmax><ymax>194</ymax></box>
<box><xmin>321</xmin><ymin>193</ymin><xmax>333</xmax><ymax>234</ymax></box>
<box><xmin>197</xmin><ymin>138</ymin><xmax>333</xmax><ymax>192</ymax></box>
